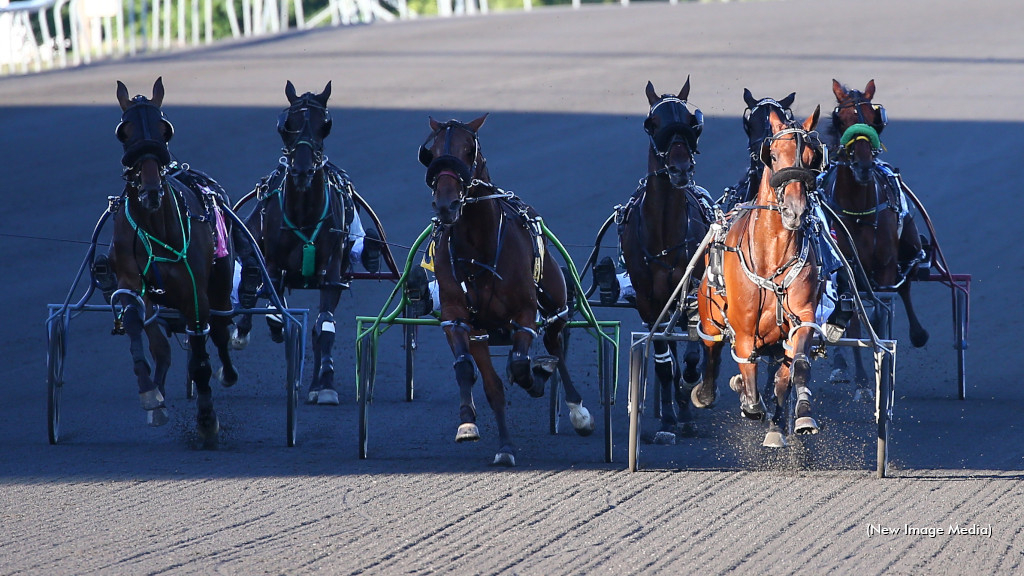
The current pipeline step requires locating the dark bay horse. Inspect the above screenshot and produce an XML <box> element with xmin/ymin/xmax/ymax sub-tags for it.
<box><xmin>694</xmin><ymin>107</ymin><xmax>828</xmax><ymax>448</ymax></box>
<box><xmin>612</xmin><ymin>79</ymin><xmax>711</xmax><ymax>444</ymax></box>
<box><xmin>234</xmin><ymin>81</ymin><xmax>377</xmax><ymax>406</ymax></box>
<box><xmin>821</xmin><ymin>79</ymin><xmax>928</xmax><ymax>386</ymax></box>
<box><xmin>419</xmin><ymin>114</ymin><xmax>595</xmax><ymax>466</ymax></box>
<box><xmin>104</xmin><ymin>77</ymin><xmax>237</xmax><ymax>443</ymax></box>
<box><xmin>719</xmin><ymin>89</ymin><xmax>796</xmax><ymax>213</ymax></box>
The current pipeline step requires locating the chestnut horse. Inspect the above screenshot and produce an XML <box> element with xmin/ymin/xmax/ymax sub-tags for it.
<box><xmin>614</xmin><ymin>79</ymin><xmax>711</xmax><ymax>444</ymax></box>
<box><xmin>233</xmin><ymin>81</ymin><xmax>370</xmax><ymax>406</ymax></box>
<box><xmin>419</xmin><ymin>115</ymin><xmax>595</xmax><ymax>466</ymax></box>
<box><xmin>719</xmin><ymin>89</ymin><xmax>796</xmax><ymax>214</ymax></box>
<box><xmin>104</xmin><ymin>78</ymin><xmax>237</xmax><ymax>444</ymax></box>
<box><xmin>693</xmin><ymin>107</ymin><xmax>828</xmax><ymax>448</ymax></box>
<box><xmin>820</xmin><ymin>79</ymin><xmax>928</xmax><ymax>387</ymax></box>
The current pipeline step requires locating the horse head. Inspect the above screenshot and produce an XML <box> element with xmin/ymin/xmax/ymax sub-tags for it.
<box><xmin>278</xmin><ymin>80</ymin><xmax>332</xmax><ymax>192</ymax></box>
<box><xmin>760</xmin><ymin>107</ymin><xmax>824</xmax><ymax>231</ymax></box>
<box><xmin>831</xmin><ymin>79</ymin><xmax>887</xmax><ymax>185</ymax></box>
<box><xmin>741</xmin><ymin>88</ymin><xmax>796</xmax><ymax>159</ymax></box>
<box><xmin>116</xmin><ymin>77</ymin><xmax>174</xmax><ymax>212</ymax></box>
<box><xmin>418</xmin><ymin>114</ymin><xmax>488</xmax><ymax>225</ymax></box>
<box><xmin>644</xmin><ymin>78</ymin><xmax>703</xmax><ymax>187</ymax></box>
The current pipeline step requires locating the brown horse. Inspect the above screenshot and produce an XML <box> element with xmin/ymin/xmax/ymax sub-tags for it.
<box><xmin>694</xmin><ymin>107</ymin><xmax>827</xmax><ymax>448</ymax></box>
<box><xmin>820</xmin><ymin>79</ymin><xmax>928</xmax><ymax>387</ymax></box>
<box><xmin>419</xmin><ymin>114</ymin><xmax>594</xmax><ymax>466</ymax></box>
<box><xmin>719</xmin><ymin>89</ymin><xmax>796</xmax><ymax>214</ymax></box>
<box><xmin>233</xmin><ymin>81</ymin><xmax>379</xmax><ymax>406</ymax></box>
<box><xmin>608</xmin><ymin>79</ymin><xmax>711</xmax><ymax>444</ymax></box>
<box><xmin>103</xmin><ymin>77</ymin><xmax>237</xmax><ymax>444</ymax></box>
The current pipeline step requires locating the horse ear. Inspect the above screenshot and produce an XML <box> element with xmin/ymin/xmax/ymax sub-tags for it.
<box><xmin>428</xmin><ymin>116</ymin><xmax>440</xmax><ymax>131</ymax></box>
<box><xmin>116</xmin><ymin>81</ymin><xmax>131</xmax><ymax>111</ymax></box>
<box><xmin>863</xmin><ymin>79</ymin><xmax>876</xmax><ymax>100</ymax></box>
<box><xmin>466</xmin><ymin>113</ymin><xmax>488</xmax><ymax>133</ymax></box>
<box><xmin>804</xmin><ymin>105</ymin><xmax>821</xmax><ymax>132</ymax></box>
<box><xmin>151</xmin><ymin>77</ymin><xmax>165</xmax><ymax>108</ymax></box>
<box><xmin>677</xmin><ymin>75</ymin><xmax>691</xmax><ymax>101</ymax></box>
<box><xmin>285</xmin><ymin>80</ymin><xmax>297</xmax><ymax>104</ymax></box>
<box><xmin>831</xmin><ymin>79</ymin><xmax>846</xmax><ymax>102</ymax></box>
<box><xmin>743</xmin><ymin>88</ymin><xmax>757</xmax><ymax>108</ymax></box>
<box><xmin>318</xmin><ymin>81</ymin><xmax>332</xmax><ymax>106</ymax></box>
<box><xmin>645</xmin><ymin>81</ymin><xmax>659</xmax><ymax>106</ymax></box>
<box><xmin>780</xmin><ymin>92</ymin><xmax>796</xmax><ymax>109</ymax></box>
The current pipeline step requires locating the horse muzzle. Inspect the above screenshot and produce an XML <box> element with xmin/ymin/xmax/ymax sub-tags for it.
<box><xmin>137</xmin><ymin>185</ymin><xmax>165</xmax><ymax>212</ymax></box>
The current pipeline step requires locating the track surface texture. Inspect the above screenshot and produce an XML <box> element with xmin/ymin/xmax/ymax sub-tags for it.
<box><xmin>2</xmin><ymin>0</ymin><xmax>1022</xmax><ymax>573</ymax></box>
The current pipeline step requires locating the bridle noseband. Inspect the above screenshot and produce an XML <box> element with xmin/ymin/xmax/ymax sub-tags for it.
<box><xmin>760</xmin><ymin>126</ymin><xmax>825</xmax><ymax>206</ymax></box>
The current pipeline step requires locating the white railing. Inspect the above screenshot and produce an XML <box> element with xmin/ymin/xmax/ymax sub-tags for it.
<box><xmin>0</xmin><ymin>0</ymin><xmax>399</xmax><ymax>76</ymax></box>
<box><xmin>1</xmin><ymin>0</ymin><xmax>685</xmax><ymax>76</ymax></box>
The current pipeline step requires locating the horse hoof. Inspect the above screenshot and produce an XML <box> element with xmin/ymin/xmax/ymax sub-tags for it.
<box><xmin>728</xmin><ymin>374</ymin><xmax>744</xmax><ymax>393</ymax></box>
<box><xmin>491</xmin><ymin>452</ymin><xmax>516</xmax><ymax>467</ymax></box>
<box><xmin>146</xmin><ymin>407</ymin><xmax>169</xmax><ymax>427</ymax></box>
<box><xmin>139</xmin><ymin>388</ymin><xmax>165</xmax><ymax>410</ymax></box>
<box><xmin>316</xmin><ymin>388</ymin><xmax>340</xmax><ymax>406</ymax></box>
<box><xmin>741</xmin><ymin>398</ymin><xmax>766</xmax><ymax>421</ymax></box>
<box><xmin>683</xmin><ymin>365</ymin><xmax>700</xmax><ymax>385</ymax></box>
<box><xmin>763</xmin><ymin>430</ymin><xmax>787</xmax><ymax>448</ymax></box>
<box><xmin>795</xmin><ymin>416</ymin><xmax>819</xmax><ymax>434</ymax></box>
<box><xmin>567</xmin><ymin>402</ymin><xmax>595</xmax><ymax>436</ymax></box>
<box><xmin>197</xmin><ymin>413</ymin><xmax>220</xmax><ymax>440</ymax></box>
<box><xmin>911</xmin><ymin>330</ymin><xmax>929</xmax><ymax>348</ymax></box>
<box><xmin>228</xmin><ymin>327</ymin><xmax>249</xmax><ymax>350</ymax></box>
<box><xmin>215</xmin><ymin>366</ymin><xmax>239</xmax><ymax>388</ymax></box>
<box><xmin>690</xmin><ymin>384</ymin><xmax>716</xmax><ymax>409</ymax></box>
<box><xmin>455</xmin><ymin>423</ymin><xmax>480</xmax><ymax>443</ymax></box>
<box><xmin>652</xmin><ymin>430</ymin><xmax>676</xmax><ymax>445</ymax></box>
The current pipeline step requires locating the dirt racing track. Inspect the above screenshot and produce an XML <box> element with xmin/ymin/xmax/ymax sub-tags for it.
<box><xmin>1</xmin><ymin>0</ymin><xmax>1022</xmax><ymax>573</ymax></box>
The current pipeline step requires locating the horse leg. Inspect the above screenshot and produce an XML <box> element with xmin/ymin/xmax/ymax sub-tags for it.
<box><xmin>445</xmin><ymin>323</ymin><xmax>480</xmax><ymax>444</ymax></box>
<box><xmin>211</xmin><ymin>258</ymin><xmax>239</xmax><ymax>386</ymax></box>
<box><xmin>230</xmin><ymin>312</ymin><xmax>253</xmax><ymax>350</ymax></box>
<box><xmin>682</xmin><ymin>339</ymin><xmax>702</xmax><ymax>384</ymax></box>
<box><xmin>145</xmin><ymin>322</ymin><xmax>171</xmax><ymax>398</ymax></box>
<box><xmin>692</xmin><ymin>339</ymin><xmax>722</xmax><ymax>409</ymax></box>
<box><xmin>188</xmin><ymin>331</ymin><xmax>219</xmax><ymax>445</ymax></box>
<box><xmin>473</xmin><ymin>342</ymin><xmax>516</xmax><ymax>466</ymax></box>
<box><xmin>540</xmin><ymin>320</ymin><xmax>595</xmax><ymax>437</ymax></box>
<box><xmin>308</xmin><ymin>287</ymin><xmax>343</xmax><ymax>405</ymax></box>
<box><xmin>120</xmin><ymin>301</ymin><xmax>168</xmax><ymax>427</ymax></box>
<box><xmin>651</xmin><ymin>340</ymin><xmax>680</xmax><ymax>444</ymax></box>
<box><xmin>844</xmin><ymin>317</ymin><xmax>873</xmax><ymax>402</ymax></box>
<box><xmin>898</xmin><ymin>281</ymin><xmax>929</xmax><ymax>348</ymax></box>
<box><xmin>899</xmin><ymin>217</ymin><xmax>929</xmax><ymax>348</ymax></box>
<box><xmin>731</xmin><ymin>336</ymin><xmax>765</xmax><ymax>421</ymax></box>
<box><xmin>265</xmin><ymin>277</ymin><xmax>286</xmax><ymax>344</ymax></box>
<box><xmin>507</xmin><ymin>324</ymin><xmax>542</xmax><ymax>398</ymax></box>
<box><xmin>763</xmin><ymin>360</ymin><xmax>789</xmax><ymax>448</ymax></box>
<box><xmin>790</xmin><ymin>327</ymin><xmax>819</xmax><ymax>435</ymax></box>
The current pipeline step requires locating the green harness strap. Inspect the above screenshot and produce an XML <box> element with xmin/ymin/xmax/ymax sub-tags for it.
<box><xmin>122</xmin><ymin>185</ymin><xmax>204</xmax><ymax>331</ymax></box>
<box><xmin>269</xmin><ymin>180</ymin><xmax>332</xmax><ymax>280</ymax></box>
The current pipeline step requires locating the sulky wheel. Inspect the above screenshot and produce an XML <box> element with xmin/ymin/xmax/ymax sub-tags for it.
<box><xmin>358</xmin><ymin>337</ymin><xmax>376</xmax><ymax>459</ymax></box>
<box><xmin>284</xmin><ymin>320</ymin><xmax>302</xmax><ymax>447</ymax></box>
<box><xmin>47</xmin><ymin>316</ymin><xmax>67</xmax><ymax>445</ymax></box>
<box><xmin>627</xmin><ymin>343</ymin><xmax>646</xmax><ymax>472</ymax></box>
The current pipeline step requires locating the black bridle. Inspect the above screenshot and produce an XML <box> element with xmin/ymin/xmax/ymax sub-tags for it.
<box><xmin>418</xmin><ymin>120</ymin><xmax>482</xmax><ymax>195</ymax></box>
<box><xmin>743</xmin><ymin>98</ymin><xmax>794</xmax><ymax>160</ymax></box>
<box><xmin>759</xmin><ymin>125</ymin><xmax>825</xmax><ymax>205</ymax></box>
<box><xmin>277</xmin><ymin>94</ymin><xmax>332</xmax><ymax>172</ymax></box>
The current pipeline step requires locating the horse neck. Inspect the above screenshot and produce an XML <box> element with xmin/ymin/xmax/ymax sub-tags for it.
<box><xmin>127</xmin><ymin>185</ymin><xmax>185</xmax><ymax>244</ymax></box>
<box><xmin>745</xmin><ymin>174</ymin><xmax>801</xmax><ymax>266</ymax></box>
<box><xmin>639</xmin><ymin>174</ymin><xmax>690</xmax><ymax>244</ymax></box>
<box><xmin>283</xmin><ymin>170</ymin><xmax>328</xmax><ymax>225</ymax></box>
<box><xmin>450</xmin><ymin>187</ymin><xmax>502</xmax><ymax>253</ymax></box>
<box><xmin>832</xmin><ymin>163</ymin><xmax>882</xmax><ymax>212</ymax></box>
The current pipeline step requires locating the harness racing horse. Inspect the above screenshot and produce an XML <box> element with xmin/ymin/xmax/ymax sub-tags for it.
<box><xmin>612</xmin><ymin>79</ymin><xmax>711</xmax><ymax>444</ymax></box>
<box><xmin>719</xmin><ymin>89</ymin><xmax>796</xmax><ymax>214</ymax></box>
<box><xmin>104</xmin><ymin>77</ymin><xmax>237</xmax><ymax>444</ymax></box>
<box><xmin>820</xmin><ymin>79</ymin><xmax>928</xmax><ymax>387</ymax></box>
<box><xmin>234</xmin><ymin>81</ymin><xmax>374</xmax><ymax>406</ymax></box>
<box><xmin>419</xmin><ymin>114</ymin><xmax>595</xmax><ymax>466</ymax></box>
<box><xmin>694</xmin><ymin>106</ymin><xmax>828</xmax><ymax>448</ymax></box>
